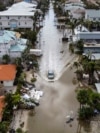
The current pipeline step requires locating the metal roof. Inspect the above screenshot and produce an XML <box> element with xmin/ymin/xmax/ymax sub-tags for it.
<box><xmin>86</xmin><ymin>9</ymin><xmax>100</xmax><ymax>18</ymax></box>
<box><xmin>0</xmin><ymin>1</ymin><xmax>37</xmax><ymax>16</ymax></box>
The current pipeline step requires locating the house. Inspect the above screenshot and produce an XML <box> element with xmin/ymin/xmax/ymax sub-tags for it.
<box><xmin>0</xmin><ymin>96</ymin><xmax>5</xmax><ymax>122</ymax></box>
<box><xmin>69</xmin><ymin>8</ymin><xmax>85</xmax><ymax>19</ymax></box>
<box><xmin>0</xmin><ymin>1</ymin><xmax>37</xmax><ymax>30</ymax></box>
<box><xmin>76</xmin><ymin>32</ymin><xmax>100</xmax><ymax>41</ymax></box>
<box><xmin>74</xmin><ymin>25</ymin><xmax>100</xmax><ymax>41</ymax></box>
<box><xmin>0</xmin><ymin>65</ymin><xmax>16</xmax><ymax>86</ymax></box>
<box><xmin>63</xmin><ymin>1</ymin><xmax>85</xmax><ymax>12</ymax></box>
<box><xmin>85</xmin><ymin>10</ymin><xmax>100</xmax><ymax>22</ymax></box>
<box><xmin>0</xmin><ymin>29</ymin><xmax>27</xmax><ymax>58</ymax></box>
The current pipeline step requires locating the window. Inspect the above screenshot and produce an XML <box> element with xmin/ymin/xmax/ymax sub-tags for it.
<box><xmin>19</xmin><ymin>22</ymin><xmax>20</xmax><ymax>25</ymax></box>
<box><xmin>1</xmin><ymin>81</ymin><xmax>3</xmax><ymax>84</ymax></box>
<box><xmin>8</xmin><ymin>16</ymin><xmax>9</xmax><ymax>19</ymax></box>
<box><xmin>0</xmin><ymin>22</ymin><xmax>2</xmax><ymax>25</ymax></box>
<box><xmin>18</xmin><ymin>17</ymin><xmax>20</xmax><ymax>19</ymax></box>
<box><xmin>25</xmin><ymin>22</ymin><xmax>27</xmax><ymax>24</ymax></box>
<box><xmin>93</xmin><ymin>18</ymin><xmax>96</xmax><ymax>21</ymax></box>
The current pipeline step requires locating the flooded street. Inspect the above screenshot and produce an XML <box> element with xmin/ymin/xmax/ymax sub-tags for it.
<box><xmin>37</xmin><ymin>3</ymin><xmax>75</xmax><ymax>80</ymax></box>
<box><xmin>28</xmin><ymin>67</ymin><xmax>79</xmax><ymax>133</ymax></box>
<box><xmin>27</xmin><ymin>2</ymin><xmax>100</xmax><ymax>133</ymax></box>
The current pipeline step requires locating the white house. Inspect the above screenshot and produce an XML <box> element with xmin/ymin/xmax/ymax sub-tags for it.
<box><xmin>0</xmin><ymin>1</ymin><xmax>37</xmax><ymax>30</ymax></box>
<box><xmin>0</xmin><ymin>65</ymin><xmax>16</xmax><ymax>86</ymax></box>
<box><xmin>64</xmin><ymin>1</ymin><xmax>85</xmax><ymax>12</ymax></box>
<box><xmin>0</xmin><ymin>29</ymin><xmax>27</xmax><ymax>58</ymax></box>
<box><xmin>83</xmin><ymin>44</ymin><xmax>100</xmax><ymax>54</ymax></box>
<box><xmin>62</xmin><ymin>1</ymin><xmax>85</xmax><ymax>19</ymax></box>
<box><xmin>85</xmin><ymin>10</ymin><xmax>100</xmax><ymax>22</ymax></box>
<box><xmin>74</xmin><ymin>25</ymin><xmax>100</xmax><ymax>41</ymax></box>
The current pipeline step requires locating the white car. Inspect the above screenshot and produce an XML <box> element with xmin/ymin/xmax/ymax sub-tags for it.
<box><xmin>47</xmin><ymin>70</ymin><xmax>55</xmax><ymax>79</ymax></box>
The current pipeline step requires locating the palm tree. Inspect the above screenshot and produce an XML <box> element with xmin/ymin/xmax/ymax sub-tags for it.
<box><xmin>89</xmin><ymin>92</ymin><xmax>100</xmax><ymax>111</ymax></box>
<box><xmin>73</xmin><ymin>61</ymin><xmax>80</xmax><ymax>70</ymax></box>
<box><xmin>76</xmin><ymin>40</ymin><xmax>84</xmax><ymax>54</ymax></box>
<box><xmin>0</xmin><ymin>121</ymin><xmax>9</xmax><ymax>133</ymax></box>
<box><xmin>82</xmin><ymin>60</ymin><xmax>95</xmax><ymax>85</ymax></box>
<box><xmin>77</xmin><ymin>89</ymin><xmax>90</xmax><ymax>109</ymax></box>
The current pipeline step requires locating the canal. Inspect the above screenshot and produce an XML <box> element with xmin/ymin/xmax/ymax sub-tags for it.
<box><xmin>27</xmin><ymin>2</ymin><xmax>100</xmax><ymax>133</ymax></box>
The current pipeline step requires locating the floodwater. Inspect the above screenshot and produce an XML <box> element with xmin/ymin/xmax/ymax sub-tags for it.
<box><xmin>27</xmin><ymin>2</ymin><xmax>100</xmax><ymax>133</ymax></box>
<box><xmin>37</xmin><ymin>2</ymin><xmax>74</xmax><ymax>80</ymax></box>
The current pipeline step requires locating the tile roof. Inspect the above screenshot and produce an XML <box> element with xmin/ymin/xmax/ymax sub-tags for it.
<box><xmin>0</xmin><ymin>96</ymin><xmax>5</xmax><ymax>122</ymax></box>
<box><xmin>0</xmin><ymin>65</ymin><xmax>16</xmax><ymax>81</ymax></box>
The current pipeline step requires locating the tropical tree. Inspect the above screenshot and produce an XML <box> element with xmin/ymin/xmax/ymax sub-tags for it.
<box><xmin>69</xmin><ymin>43</ymin><xmax>74</xmax><ymax>53</ymax></box>
<box><xmin>16</xmin><ymin>128</ymin><xmax>27</xmax><ymax>133</ymax></box>
<box><xmin>0</xmin><ymin>2</ymin><xmax>6</xmax><ymax>11</ymax></box>
<box><xmin>77</xmin><ymin>89</ymin><xmax>90</xmax><ymax>109</ymax></box>
<box><xmin>0</xmin><ymin>121</ymin><xmax>9</xmax><ymax>133</ymax></box>
<box><xmin>21</xmin><ymin>30</ymin><xmax>37</xmax><ymax>44</ymax></box>
<box><xmin>73</xmin><ymin>61</ymin><xmax>80</xmax><ymax>70</ymax></box>
<box><xmin>89</xmin><ymin>92</ymin><xmax>100</xmax><ymax>111</ymax></box>
<box><xmin>82</xmin><ymin>59</ymin><xmax>95</xmax><ymax>84</ymax></box>
<box><xmin>18</xmin><ymin>72</ymin><xmax>25</xmax><ymax>84</ymax></box>
<box><xmin>77</xmin><ymin>88</ymin><xmax>100</xmax><ymax>120</ymax></box>
<box><xmin>76</xmin><ymin>40</ymin><xmax>84</xmax><ymax>54</ymax></box>
<box><xmin>12</xmin><ymin>94</ymin><xmax>21</xmax><ymax>106</ymax></box>
<box><xmin>2</xmin><ymin>54</ymin><xmax>10</xmax><ymax>64</ymax></box>
<box><xmin>14</xmin><ymin>57</ymin><xmax>22</xmax><ymax>67</ymax></box>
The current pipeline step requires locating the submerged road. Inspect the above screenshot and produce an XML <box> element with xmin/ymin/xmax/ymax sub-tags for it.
<box><xmin>37</xmin><ymin>2</ymin><xmax>74</xmax><ymax>80</ymax></box>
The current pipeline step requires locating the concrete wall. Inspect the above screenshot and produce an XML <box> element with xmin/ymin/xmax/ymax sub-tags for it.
<box><xmin>4</xmin><ymin>80</ymin><xmax>14</xmax><ymax>86</ymax></box>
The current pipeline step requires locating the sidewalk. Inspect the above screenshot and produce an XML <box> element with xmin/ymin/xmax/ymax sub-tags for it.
<box><xmin>10</xmin><ymin>110</ymin><xmax>29</xmax><ymax>132</ymax></box>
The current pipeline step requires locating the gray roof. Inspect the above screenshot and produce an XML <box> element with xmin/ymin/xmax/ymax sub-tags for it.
<box><xmin>86</xmin><ymin>9</ymin><xmax>100</xmax><ymax>18</ymax></box>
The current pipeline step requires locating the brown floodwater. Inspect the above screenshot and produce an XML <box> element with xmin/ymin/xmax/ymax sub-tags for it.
<box><xmin>28</xmin><ymin>67</ymin><xmax>79</xmax><ymax>133</ymax></box>
<box><xmin>27</xmin><ymin>2</ymin><xmax>100</xmax><ymax>133</ymax></box>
